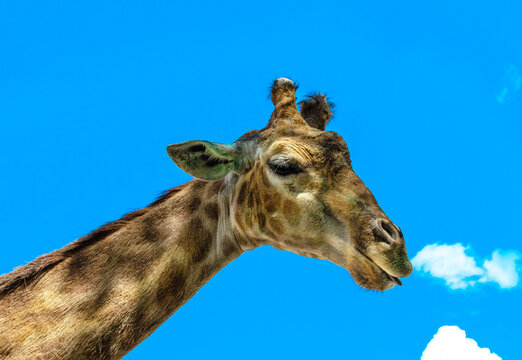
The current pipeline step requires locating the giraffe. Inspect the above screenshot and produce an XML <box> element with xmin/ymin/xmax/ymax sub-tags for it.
<box><xmin>0</xmin><ymin>78</ymin><xmax>412</xmax><ymax>359</ymax></box>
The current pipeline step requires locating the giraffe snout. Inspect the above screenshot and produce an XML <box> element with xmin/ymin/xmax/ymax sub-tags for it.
<box><xmin>371</xmin><ymin>218</ymin><xmax>413</xmax><ymax>278</ymax></box>
<box><xmin>373</xmin><ymin>219</ymin><xmax>404</xmax><ymax>246</ymax></box>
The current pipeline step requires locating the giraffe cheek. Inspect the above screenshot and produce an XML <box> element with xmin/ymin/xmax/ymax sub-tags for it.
<box><xmin>282</xmin><ymin>199</ymin><xmax>300</xmax><ymax>228</ymax></box>
<box><xmin>267</xmin><ymin>216</ymin><xmax>284</xmax><ymax>236</ymax></box>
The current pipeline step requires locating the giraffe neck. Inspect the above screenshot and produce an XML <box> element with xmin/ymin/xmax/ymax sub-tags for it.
<box><xmin>0</xmin><ymin>179</ymin><xmax>244</xmax><ymax>359</ymax></box>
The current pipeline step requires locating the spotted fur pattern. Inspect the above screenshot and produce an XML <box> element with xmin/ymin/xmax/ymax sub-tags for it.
<box><xmin>0</xmin><ymin>78</ymin><xmax>412</xmax><ymax>359</ymax></box>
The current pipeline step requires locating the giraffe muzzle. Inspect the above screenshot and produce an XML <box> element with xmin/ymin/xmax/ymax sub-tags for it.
<box><xmin>373</xmin><ymin>219</ymin><xmax>404</xmax><ymax>246</ymax></box>
<box><xmin>366</xmin><ymin>218</ymin><xmax>413</xmax><ymax>279</ymax></box>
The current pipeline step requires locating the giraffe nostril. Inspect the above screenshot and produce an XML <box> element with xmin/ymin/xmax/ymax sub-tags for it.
<box><xmin>373</xmin><ymin>219</ymin><xmax>402</xmax><ymax>245</ymax></box>
<box><xmin>373</xmin><ymin>227</ymin><xmax>391</xmax><ymax>245</ymax></box>
<box><xmin>381</xmin><ymin>220</ymin><xmax>396</xmax><ymax>239</ymax></box>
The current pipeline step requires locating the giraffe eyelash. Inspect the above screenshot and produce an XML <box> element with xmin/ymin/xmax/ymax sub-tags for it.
<box><xmin>268</xmin><ymin>160</ymin><xmax>302</xmax><ymax>176</ymax></box>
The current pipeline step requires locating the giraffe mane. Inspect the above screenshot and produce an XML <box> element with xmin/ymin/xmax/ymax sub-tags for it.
<box><xmin>0</xmin><ymin>184</ymin><xmax>188</xmax><ymax>298</ymax></box>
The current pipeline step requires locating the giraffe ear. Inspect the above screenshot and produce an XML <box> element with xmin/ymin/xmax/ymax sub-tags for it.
<box><xmin>167</xmin><ymin>141</ymin><xmax>242</xmax><ymax>180</ymax></box>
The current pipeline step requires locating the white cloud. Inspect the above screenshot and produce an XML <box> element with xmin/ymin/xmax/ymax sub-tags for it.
<box><xmin>480</xmin><ymin>250</ymin><xmax>520</xmax><ymax>288</ymax></box>
<box><xmin>412</xmin><ymin>244</ymin><xmax>483</xmax><ymax>289</ymax></box>
<box><xmin>422</xmin><ymin>326</ymin><xmax>501</xmax><ymax>360</ymax></box>
<box><xmin>412</xmin><ymin>243</ymin><xmax>520</xmax><ymax>289</ymax></box>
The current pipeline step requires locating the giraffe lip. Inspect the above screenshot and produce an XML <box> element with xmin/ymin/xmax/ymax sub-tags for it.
<box><xmin>356</xmin><ymin>249</ymin><xmax>402</xmax><ymax>286</ymax></box>
<box><xmin>385</xmin><ymin>272</ymin><xmax>402</xmax><ymax>286</ymax></box>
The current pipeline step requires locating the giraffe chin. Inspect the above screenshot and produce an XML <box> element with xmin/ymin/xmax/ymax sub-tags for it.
<box><xmin>349</xmin><ymin>249</ymin><xmax>402</xmax><ymax>291</ymax></box>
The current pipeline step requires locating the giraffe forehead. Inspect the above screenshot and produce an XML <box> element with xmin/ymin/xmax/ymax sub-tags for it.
<box><xmin>261</xmin><ymin>132</ymin><xmax>350</xmax><ymax>167</ymax></box>
<box><xmin>264</xmin><ymin>138</ymin><xmax>316</xmax><ymax>164</ymax></box>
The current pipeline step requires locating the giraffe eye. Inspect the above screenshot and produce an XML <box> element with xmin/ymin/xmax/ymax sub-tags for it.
<box><xmin>268</xmin><ymin>160</ymin><xmax>302</xmax><ymax>176</ymax></box>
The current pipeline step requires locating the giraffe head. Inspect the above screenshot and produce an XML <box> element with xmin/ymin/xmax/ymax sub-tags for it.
<box><xmin>168</xmin><ymin>78</ymin><xmax>412</xmax><ymax>291</ymax></box>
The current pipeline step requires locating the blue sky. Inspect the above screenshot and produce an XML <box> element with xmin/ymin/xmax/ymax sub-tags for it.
<box><xmin>1</xmin><ymin>1</ymin><xmax>521</xmax><ymax>359</ymax></box>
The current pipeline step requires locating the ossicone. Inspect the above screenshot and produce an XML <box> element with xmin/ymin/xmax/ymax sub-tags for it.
<box><xmin>298</xmin><ymin>93</ymin><xmax>335</xmax><ymax>131</ymax></box>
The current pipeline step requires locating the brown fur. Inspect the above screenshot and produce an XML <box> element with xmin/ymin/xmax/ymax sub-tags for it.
<box><xmin>0</xmin><ymin>78</ymin><xmax>412</xmax><ymax>359</ymax></box>
<box><xmin>0</xmin><ymin>184</ymin><xmax>187</xmax><ymax>299</ymax></box>
<box><xmin>0</xmin><ymin>180</ymin><xmax>240</xmax><ymax>359</ymax></box>
<box><xmin>299</xmin><ymin>93</ymin><xmax>334</xmax><ymax>130</ymax></box>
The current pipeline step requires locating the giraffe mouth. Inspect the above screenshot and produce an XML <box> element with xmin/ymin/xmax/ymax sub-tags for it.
<box><xmin>356</xmin><ymin>249</ymin><xmax>402</xmax><ymax>287</ymax></box>
<box><xmin>384</xmin><ymin>272</ymin><xmax>402</xmax><ymax>286</ymax></box>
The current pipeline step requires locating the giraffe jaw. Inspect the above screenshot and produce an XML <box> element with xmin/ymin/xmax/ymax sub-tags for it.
<box><xmin>360</xmin><ymin>250</ymin><xmax>403</xmax><ymax>286</ymax></box>
<box><xmin>350</xmin><ymin>248</ymin><xmax>404</xmax><ymax>291</ymax></box>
